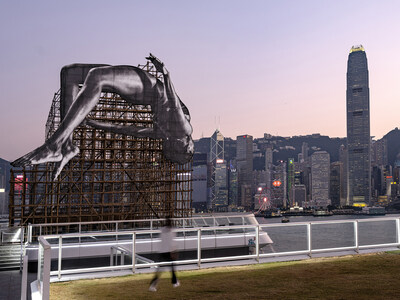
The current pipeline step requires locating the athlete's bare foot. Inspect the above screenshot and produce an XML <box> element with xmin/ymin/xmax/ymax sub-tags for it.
<box><xmin>12</xmin><ymin>143</ymin><xmax>63</xmax><ymax>167</ymax></box>
<box><xmin>12</xmin><ymin>138</ymin><xmax>79</xmax><ymax>180</ymax></box>
<box><xmin>51</xmin><ymin>140</ymin><xmax>79</xmax><ymax>180</ymax></box>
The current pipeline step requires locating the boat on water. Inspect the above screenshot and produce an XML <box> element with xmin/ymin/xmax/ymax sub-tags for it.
<box><xmin>263</xmin><ymin>211</ymin><xmax>282</xmax><ymax>218</ymax></box>
<box><xmin>313</xmin><ymin>210</ymin><xmax>333</xmax><ymax>217</ymax></box>
<box><xmin>362</xmin><ymin>207</ymin><xmax>386</xmax><ymax>215</ymax></box>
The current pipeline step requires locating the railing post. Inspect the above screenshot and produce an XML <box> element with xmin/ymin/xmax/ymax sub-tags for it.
<box><xmin>396</xmin><ymin>218</ymin><xmax>400</xmax><ymax>249</ymax></box>
<box><xmin>28</xmin><ymin>224</ymin><xmax>32</xmax><ymax>244</ymax></box>
<box><xmin>255</xmin><ymin>226</ymin><xmax>260</xmax><ymax>262</ymax></box>
<box><xmin>197</xmin><ymin>228</ymin><xmax>201</xmax><ymax>268</ymax></box>
<box><xmin>150</xmin><ymin>220</ymin><xmax>153</xmax><ymax>240</ymax></box>
<box><xmin>307</xmin><ymin>223</ymin><xmax>312</xmax><ymax>258</ymax></box>
<box><xmin>58</xmin><ymin>236</ymin><xmax>62</xmax><ymax>280</ymax></box>
<box><xmin>132</xmin><ymin>233</ymin><xmax>136</xmax><ymax>273</ymax></box>
<box><xmin>21</xmin><ymin>255</ymin><xmax>28</xmax><ymax>300</ymax></box>
<box><xmin>110</xmin><ymin>247</ymin><xmax>114</xmax><ymax>266</ymax></box>
<box><xmin>78</xmin><ymin>223</ymin><xmax>81</xmax><ymax>244</ymax></box>
<box><xmin>20</xmin><ymin>226</ymin><xmax>24</xmax><ymax>271</ymax></box>
<box><xmin>38</xmin><ymin>237</ymin><xmax>51</xmax><ymax>300</ymax></box>
<box><xmin>354</xmin><ymin>220</ymin><xmax>359</xmax><ymax>253</ymax></box>
<box><xmin>37</xmin><ymin>243</ymin><xmax>42</xmax><ymax>284</ymax></box>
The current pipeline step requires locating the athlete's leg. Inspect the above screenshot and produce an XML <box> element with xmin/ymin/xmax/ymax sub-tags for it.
<box><xmin>12</xmin><ymin>66</ymin><xmax>151</xmax><ymax>171</ymax></box>
<box><xmin>60</xmin><ymin>64</ymin><xmax>110</xmax><ymax>120</ymax></box>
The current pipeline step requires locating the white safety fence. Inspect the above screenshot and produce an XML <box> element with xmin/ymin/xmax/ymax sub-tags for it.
<box><xmin>32</xmin><ymin>217</ymin><xmax>400</xmax><ymax>300</ymax></box>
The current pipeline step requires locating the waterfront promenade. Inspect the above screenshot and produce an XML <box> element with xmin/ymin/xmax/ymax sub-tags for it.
<box><xmin>50</xmin><ymin>250</ymin><xmax>400</xmax><ymax>299</ymax></box>
<box><xmin>3</xmin><ymin>243</ymin><xmax>400</xmax><ymax>299</ymax></box>
<box><xmin>0</xmin><ymin>269</ymin><xmax>36</xmax><ymax>300</ymax></box>
<box><xmin>7</xmin><ymin>213</ymin><xmax>400</xmax><ymax>299</ymax></box>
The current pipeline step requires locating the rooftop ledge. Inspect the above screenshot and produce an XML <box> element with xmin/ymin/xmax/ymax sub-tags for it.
<box><xmin>350</xmin><ymin>45</ymin><xmax>365</xmax><ymax>53</ymax></box>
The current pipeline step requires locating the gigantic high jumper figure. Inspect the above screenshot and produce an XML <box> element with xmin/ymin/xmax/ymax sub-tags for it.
<box><xmin>12</xmin><ymin>54</ymin><xmax>194</xmax><ymax>179</ymax></box>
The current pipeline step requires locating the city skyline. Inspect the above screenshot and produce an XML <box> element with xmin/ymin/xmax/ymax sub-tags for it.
<box><xmin>2</xmin><ymin>1</ymin><xmax>400</xmax><ymax>161</ymax></box>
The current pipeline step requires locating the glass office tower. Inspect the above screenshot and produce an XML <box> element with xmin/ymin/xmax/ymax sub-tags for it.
<box><xmin>346</xmin><ymin>45</ymin><xmax>371</xmax><ymax>205</ymax></box>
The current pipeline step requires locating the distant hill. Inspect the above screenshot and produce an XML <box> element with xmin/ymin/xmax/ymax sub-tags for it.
<box><xmin>194</xmin><ymin>134</ymin><xmax>346</xmax><ymax>170</ymax></box>
<box><xmin>194</xmin><ymin>128</ymin><xmax>400</xmax><ymax>170</ymax></box>
<box><xmin>383</xmin><ymin>128</ymin><xmax>400</xmax><ymax>166</ymax></box>
<box><xmin>255</xmin><ymin>135</ymin><xmax>346</xmax><ymax>164</ymax></box>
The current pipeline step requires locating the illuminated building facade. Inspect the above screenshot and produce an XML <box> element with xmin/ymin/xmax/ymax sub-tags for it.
<box><xmin>346</xmin><ymin>45</ymin><xmax>371</xmax><ymax>205</ymax></box>
<box><xmin>0</xmin><ymin>158</ymin><xmax>11</xmax><ymax>215</ymax></box>
<box><xmin>209</xmin><ymin>129</ymin><xmax>226</xmax><ymax>210</ymax></box>
<box><xmin>236</xmin><ymin>135</ymin><xmax>253</xmax><ymax>208</ymax></box>
<box><xmin>311</xmin><ymin>151</ymin><xmax>331</xmax><ymax>208</ymax></box>
<box><xmin>287</xmin><ymin>158</ymin><xmax>295</xmax><ymax>206</ymax></box>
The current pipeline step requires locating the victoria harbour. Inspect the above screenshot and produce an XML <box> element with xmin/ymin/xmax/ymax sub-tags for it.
<box><xmin>257</xmin><ymin>214</ymin><xmax>400</xmax><ymax>254</ymax></box>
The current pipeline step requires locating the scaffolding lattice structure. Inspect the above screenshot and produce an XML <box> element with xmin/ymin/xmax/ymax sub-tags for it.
<box><xmin>9</xmin><ymin>63</ymin><xmax>192</xmax><ymax>228</ymax></box>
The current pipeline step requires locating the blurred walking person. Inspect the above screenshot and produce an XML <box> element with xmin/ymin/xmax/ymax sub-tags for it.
<box><xmin>149</xmin><ymin>217</ymin><xmax>180</xmax><ymax>292</ymax></box>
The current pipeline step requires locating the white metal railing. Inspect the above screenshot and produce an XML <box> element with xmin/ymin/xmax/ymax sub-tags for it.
<box><xmin>25</xmin><ymin>214</ymin><xmax>252</xmax><ymax>243</ymax></box>
<box><xmin>34</xmin><ymin>217</ymin><xmax>400</xmax><ymax>299</ymax></box>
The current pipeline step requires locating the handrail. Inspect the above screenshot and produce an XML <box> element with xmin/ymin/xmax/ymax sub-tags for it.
<box><xmin>40</xmin><ymin>224</ymin><xmax>258</xmax><ymax>240</ymax></box>
<box><xmin>26</xmin><ymin>214</ymin><xmax>253</xmax><ymax>242</ymax></box>
<box><xmin>27</xmin><ymin>213</ymin><xmax>254</xmax><ymax>229</ymax></box>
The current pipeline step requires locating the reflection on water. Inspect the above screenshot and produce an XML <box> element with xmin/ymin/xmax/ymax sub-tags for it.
<box><xmin>256</xmin><ymin>214</ymin><xmax>400</xmax><ymax>253</ymax></box>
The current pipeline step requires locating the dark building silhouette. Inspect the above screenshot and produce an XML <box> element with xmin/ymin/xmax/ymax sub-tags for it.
<box><xmin>236</xmin><ymin>135</ymin><xmax>253</xmax><ymax>208</ymax></box>
<box><xmin>346</xmin><ymin>45</ymin><xmax>371</xmax><ymax>205</ymax></box>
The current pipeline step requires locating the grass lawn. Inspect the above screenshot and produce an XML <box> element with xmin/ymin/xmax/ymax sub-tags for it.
<box><xmin>51</xmin><ymin>251</ymin><xmax>400</xmax><ymax>300</ymax></box>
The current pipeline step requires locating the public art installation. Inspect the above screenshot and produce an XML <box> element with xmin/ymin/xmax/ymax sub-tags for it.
<box><xmin>12</xmin><ymin>54</ymin><xmax>194</xmax><ymax>179</ymax></box>
<box><xmin>9</xmin><ymin>54</ymin><xmax>193</xmax><ymax>227</ymax></box>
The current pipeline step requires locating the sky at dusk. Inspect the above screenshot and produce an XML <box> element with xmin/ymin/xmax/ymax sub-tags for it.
<box><xmin>1</xmin><ymin>0</ymin><xmax>400</xmax><ymax>161</ymax></box>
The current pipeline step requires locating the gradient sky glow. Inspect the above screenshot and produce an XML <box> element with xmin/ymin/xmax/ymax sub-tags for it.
<box><xmin>1</xmin><ymin>0</ymin><xmax>400</xmax><ymax>161</ymax></box>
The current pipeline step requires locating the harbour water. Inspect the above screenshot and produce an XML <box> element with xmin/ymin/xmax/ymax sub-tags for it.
<box><xmin>256</xmin><ymin>214</ymin><xmax>400</xmax><ymax>253</ymax></box>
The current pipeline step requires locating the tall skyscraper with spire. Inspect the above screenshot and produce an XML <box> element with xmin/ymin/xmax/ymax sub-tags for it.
<box><xmin>346</xmin><ymin>45</ymin><xmax>371</xmax><ymax>205</ymax></box>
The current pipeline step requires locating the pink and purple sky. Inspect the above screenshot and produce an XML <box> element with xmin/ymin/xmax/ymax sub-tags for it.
<box><xmin>1</xmin><ymin>1</ymin><xmax>400</xmax><ymax>161</ymax></box>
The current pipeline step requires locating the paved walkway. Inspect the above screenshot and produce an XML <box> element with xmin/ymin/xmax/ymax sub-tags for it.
<box><xmin>0</xmin><ymin>269</ymin><xmax>36</xmax><ymax>300</ymax></box>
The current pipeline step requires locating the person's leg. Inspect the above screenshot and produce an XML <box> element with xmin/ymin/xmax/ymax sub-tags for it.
<box><xmin>149</xmin><ymin>271</ymin><xmax>160</xmax><ymax>291</ymax></box>
<box><xmin>169</xmin><ymin>252</ymin><xmax>178</xmax><ymax>285</ymax></box>
<box><xmin>171</xmin><ymin>263</ymin><xmax>178</xmax><ymax>285</ymax></box>
<box><xmin>149</xmin><ymin>252</ymin><xmax>168</xmax><ymax>291</ymax></box>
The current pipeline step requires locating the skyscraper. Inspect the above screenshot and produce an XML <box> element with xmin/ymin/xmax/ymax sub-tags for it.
<box><xmin>311</xmin><ymin>151</ymin><xmax>331</xmax><ymax>208</ymax></box>
<box><xmin>236</xmin><ymin>135</ymin><xmax>253</xmax><ymax>208</ymax></box>
<box><xmin>209</xmin><ymin>129</ymin><xmax>226</xmax><ymax>210</ymax></box>
<box><xmin>330</xmin><ymin>161</ymin><xmax>343</xmax><ymax>207</ymax></box>
<box><xmin>346</xmin><ymin>45</ymin><xmax>371</xmax><ymax>206</ymax></box>
<box><xmin>287</xmin><ymin>158</ymin><xmax>295</xmax><ymax>206</ymax></box>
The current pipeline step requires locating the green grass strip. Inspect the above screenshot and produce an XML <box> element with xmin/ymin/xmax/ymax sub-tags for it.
<box><xmin>51</xmin><ymin>252</ymin><xmax>400</xmax><ymax>299</ymax></box>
